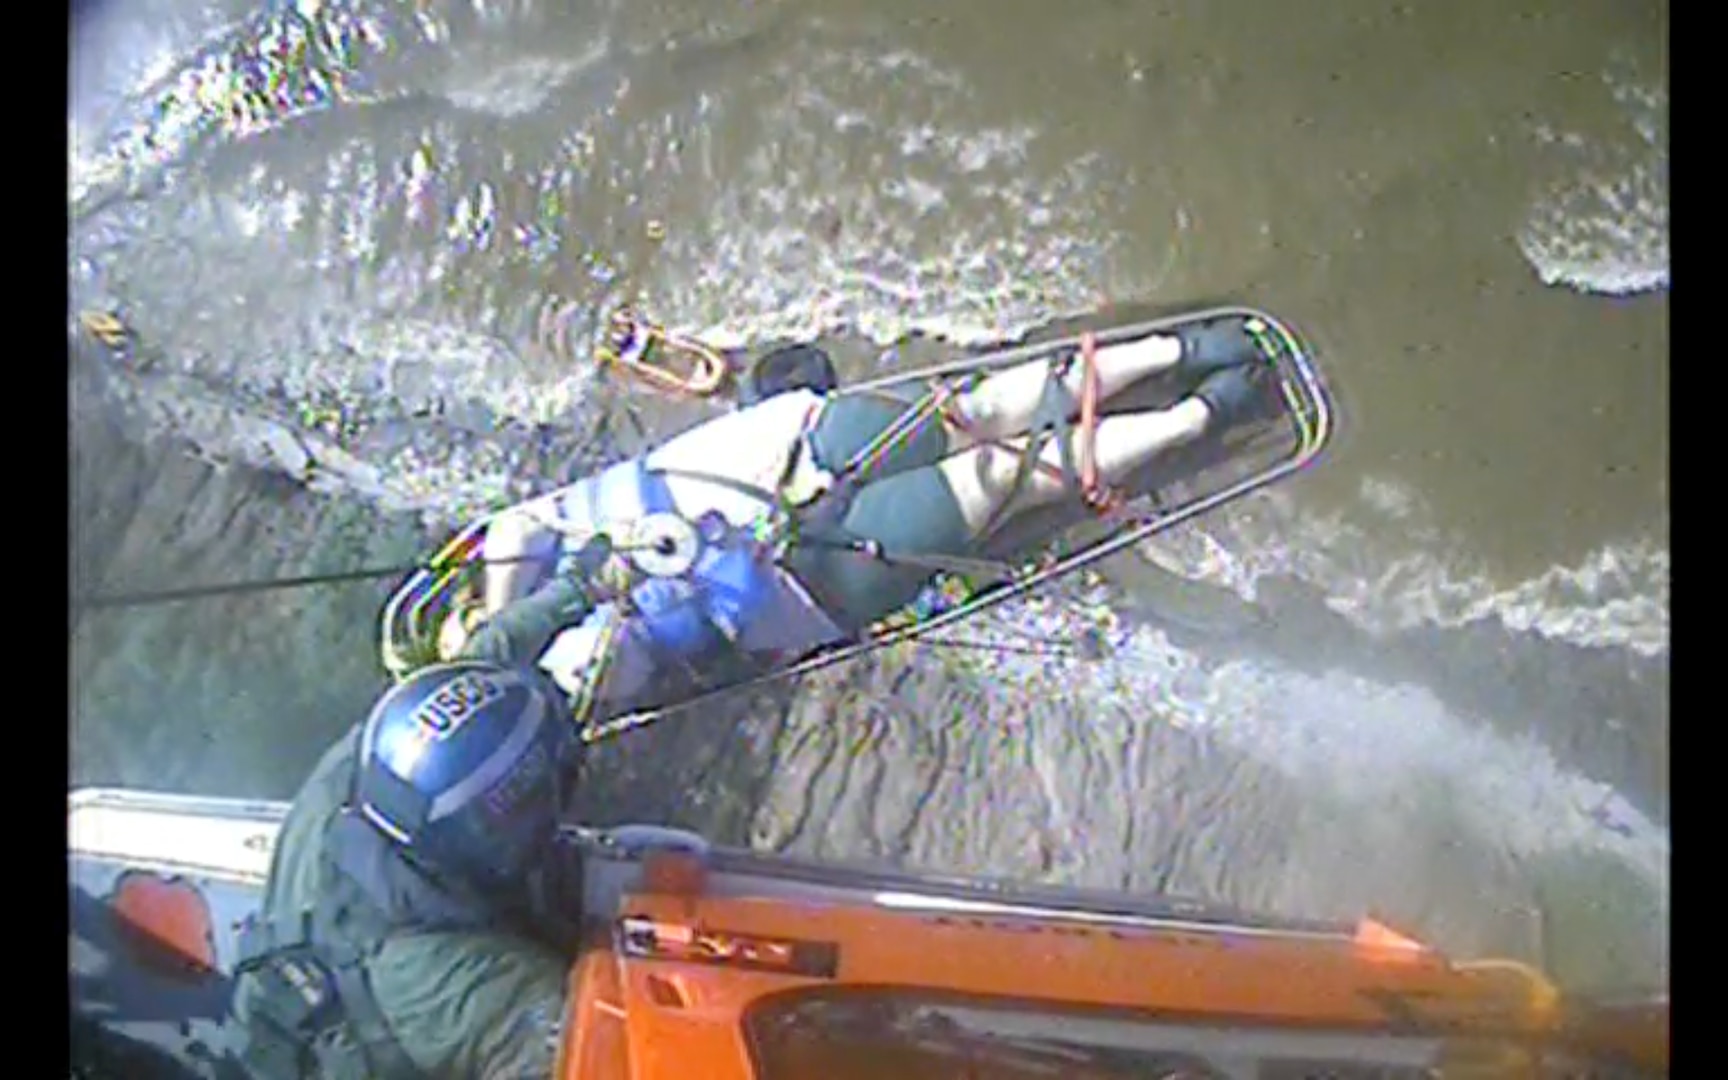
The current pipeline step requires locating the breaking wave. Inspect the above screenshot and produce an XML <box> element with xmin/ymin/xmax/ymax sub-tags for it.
<box><xmin>1517</xmin><ymin>56</ymin><xmax>1668</xmax><ymax>297</ymax></box>
<box><xmin>1140</xmin><ymin>476</ymin><xmax>1669</xmax><ymax>659</ymax></box>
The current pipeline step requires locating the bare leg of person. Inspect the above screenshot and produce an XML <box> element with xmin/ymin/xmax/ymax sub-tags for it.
<box><xmin>937</xmin><ymin>399</ymin><xmax>1213</xmax><ymax>535</ymax></box>
<box><xmin>943</xmin><ymin>334</ymin><xmax>1182</xmax><ymax>447</ymax></box>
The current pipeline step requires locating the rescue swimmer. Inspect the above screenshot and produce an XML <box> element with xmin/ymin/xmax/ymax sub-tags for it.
<box><xmin>466</xmin><ymin>313</ymin><xmax>1274</xmax><ymax>714</ymax></box>
<box><xmin>227</xmin><ymin>533</ymin><xmax>664</xmax><ymax>1077</ymax></box>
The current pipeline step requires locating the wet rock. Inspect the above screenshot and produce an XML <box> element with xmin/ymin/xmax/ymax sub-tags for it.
<box><xmin>71</xmin><ymin>346</ymin><xmax>431</xmax><ymax>795</ymax></box>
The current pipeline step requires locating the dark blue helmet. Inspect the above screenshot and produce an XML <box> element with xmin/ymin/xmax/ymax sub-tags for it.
<box><xmin>354</xmin><ymin>661</ymin><xmax>572</xmax><ymax>889</ymax></box>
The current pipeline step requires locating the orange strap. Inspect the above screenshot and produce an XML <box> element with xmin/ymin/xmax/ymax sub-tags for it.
<box><xmin>1079</xmin><ymin>333</ymin><xmax>1125</xmax><ymax>514</ymax></box>
<box><xmin>940</xmin><ymin>332</ymin><xmax>1121</xmax><ymax>518</ymax></box>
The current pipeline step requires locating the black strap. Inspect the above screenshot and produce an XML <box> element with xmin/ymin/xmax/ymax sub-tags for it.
<box><xmin>975</xmin><ymin>353</ymin><xmax>1082</xmax><ymax>541</ymax></box>
<box><xmin>231</xmin><ymin>910</ymin><xmax>335</xmax><ymax>1079</ymax></box>
<box><xmin>231</xmin><ymin>892</ymin><xmax>426</xmax><ymax>1079</ymax></box>
<box><xmin>233</xmin><ymin>908</ymin><xmax>311</xmax><ymax>977</ymax></box>
<box><xmin>649</xmin><ymin>466</ymin><xmax>785</xmax><ymax>512</ymax></box>
<box><xmin>319</xmin><ymin>946</ymin><xmax>423</xmax><ymax>1080</ymax></box>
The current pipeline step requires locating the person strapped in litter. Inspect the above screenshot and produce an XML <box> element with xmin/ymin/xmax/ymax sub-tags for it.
<box><xmin>458</xmin><ymin>312</ymin><xmax>1276</xmax><ymax>717</ymax></box>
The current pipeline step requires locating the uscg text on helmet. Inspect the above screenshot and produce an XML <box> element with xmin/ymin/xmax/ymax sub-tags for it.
<box><xmin>411</xmin><ymin>671</ymin><xmax>508</xmax><ymax>739</ymax></box>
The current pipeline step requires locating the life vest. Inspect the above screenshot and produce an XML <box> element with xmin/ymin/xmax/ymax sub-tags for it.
<box><xmin>536</xmin><ymin>455</ymin><xmax>846</xmax><ymax>700</ymax></box>
<box><xmin>229</xmin><ymin>809</ymin><xmax>573</xmax><ymax>1079</ymax></box>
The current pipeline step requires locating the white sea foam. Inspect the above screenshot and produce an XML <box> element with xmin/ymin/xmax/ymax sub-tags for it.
<box><xmin>1136</xmin><ymin>476</ymin><xmax>1668</xmax><ymax>659</ymax></box>
<box><xmin>1517</xmin><ymin>57</ymin><xmax>1668</xmax><ymax>297</ymax></box>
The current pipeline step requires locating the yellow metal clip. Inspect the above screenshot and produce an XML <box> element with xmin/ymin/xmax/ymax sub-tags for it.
<box><xmin>78</xmin><ymin>310</ymin><xmax>130</xmax><ymax>350</ymax></box>
<box><xmin>596</xmin><ymin>307</ymin><xmax>729</xmax><ymax>398</ymax></box>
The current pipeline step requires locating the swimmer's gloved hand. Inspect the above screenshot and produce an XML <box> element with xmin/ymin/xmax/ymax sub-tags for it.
<box><xmin>556</xmin><ymin>533</ymin><xmax>638</xmax><ymax>605</ymax></box>
<box><xmin>1176</xmin><ymin>318</ymin><xmax>1261</xmax><ymax>377</ymax></box>
<box><xmin>459</xmin><ymin>541</ymin><xmax>631</xmax><ymax>667</ymax></box>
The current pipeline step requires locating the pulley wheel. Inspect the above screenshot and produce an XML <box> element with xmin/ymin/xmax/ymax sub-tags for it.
<box><xmin>628</xmin><ymin>512</ymin><xmax>701</xmax><ymax>577</ymax></box>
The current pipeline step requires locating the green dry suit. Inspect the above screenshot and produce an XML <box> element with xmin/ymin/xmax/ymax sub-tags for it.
<box><xmin>227</xmin><ymin>578</ymin><xmax>597</xmax><ymax>1079</ymax></box>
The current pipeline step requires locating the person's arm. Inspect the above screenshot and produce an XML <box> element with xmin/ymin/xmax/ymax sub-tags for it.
<box><xmin>458</xmin><ymin>535</ymin><xmax>624</xmax><ymax>669</ymax></box>
<box><xmin>458</xmin><ymin>577</ymin><xmax>599</xmax><ymax>670</ymax></box>
<box><xmin>368</xmin><ymin>929</ymin><xmax>573</xmax><ymax>1079</ymax></box>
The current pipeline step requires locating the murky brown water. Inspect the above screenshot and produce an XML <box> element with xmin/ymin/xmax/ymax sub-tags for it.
<box><xmin>70</xmin><ymin>0</ymin><xmax>1667</xmax><ymax>991</ymax></box>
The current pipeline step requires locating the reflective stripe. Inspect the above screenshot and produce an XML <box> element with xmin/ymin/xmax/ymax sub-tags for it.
<box><xmin>426</xmin><ymin>689</ymin><xmax>549</xmax><ymax>823</ymax></box>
